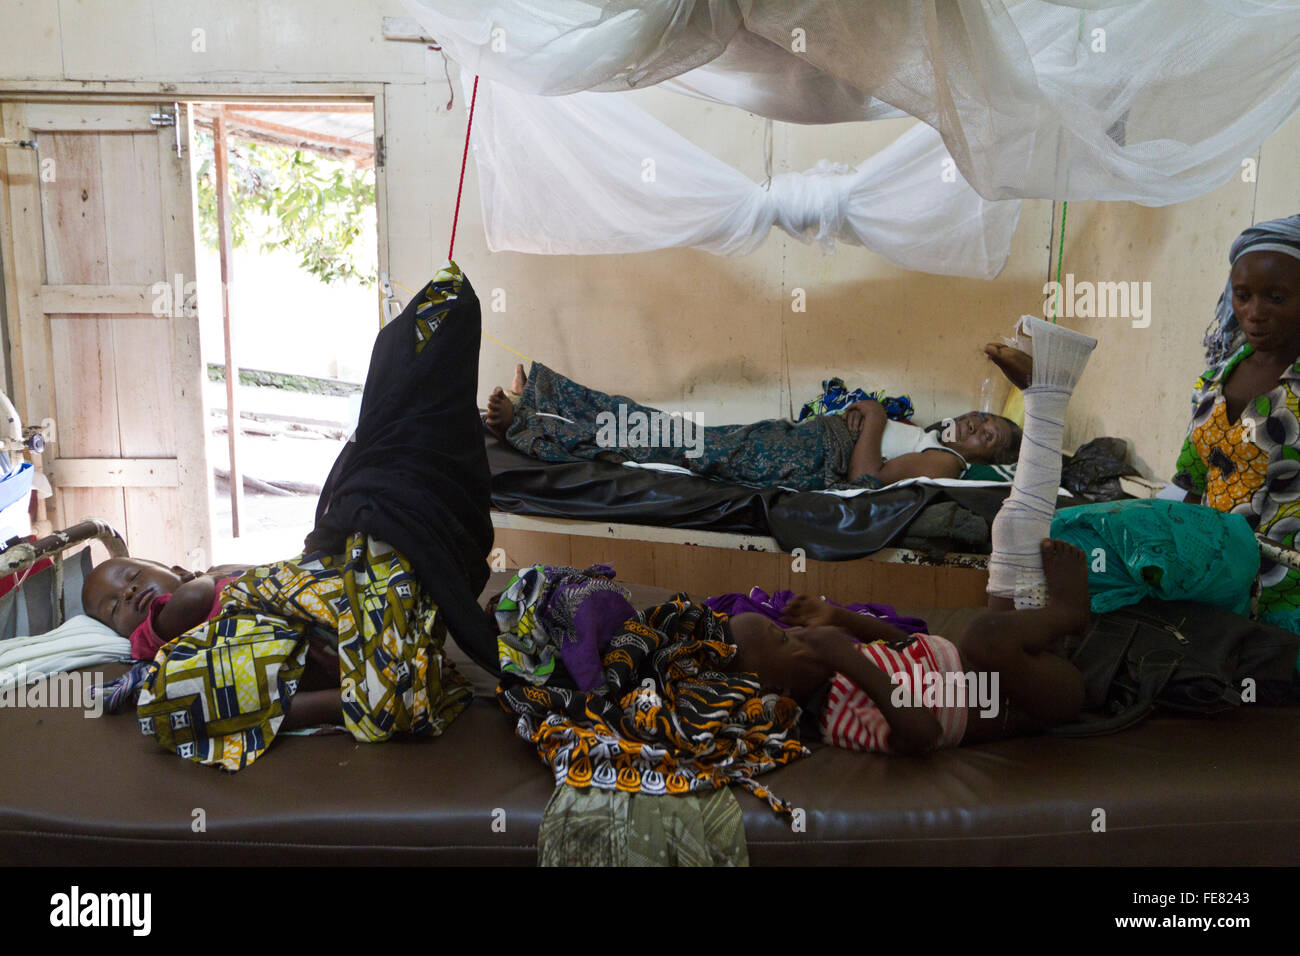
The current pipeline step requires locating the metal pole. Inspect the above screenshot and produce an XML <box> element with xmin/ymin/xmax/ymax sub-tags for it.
<box><xmin>213</xmin><ymin>108</ymin><xmax>243</xmax><ymax>537</ymax></box>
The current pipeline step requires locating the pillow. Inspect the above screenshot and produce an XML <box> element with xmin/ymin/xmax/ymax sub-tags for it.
<box><xmin>0</xmin><ymin>614</ymin><xmax>129</xmax><ymax>686</ymax></box>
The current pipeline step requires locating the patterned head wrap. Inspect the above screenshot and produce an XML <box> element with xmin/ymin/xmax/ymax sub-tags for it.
<box><xmin>1204</xmin><ymin>214</ymin><xmax>1300</xmax><ymax>364</ymax></box>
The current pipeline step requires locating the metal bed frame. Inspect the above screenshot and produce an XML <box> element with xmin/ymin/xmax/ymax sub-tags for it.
<box><xmin>0</xmin><ymin>518</ymin><xmax>128</xmax><ymax>630</ymax></box>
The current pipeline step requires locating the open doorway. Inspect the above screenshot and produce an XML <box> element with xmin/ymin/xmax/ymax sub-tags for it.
<box><xmin>189</xmin><ymin>102</ymin><xmax>379</xmax><ymax>565</ymax></box>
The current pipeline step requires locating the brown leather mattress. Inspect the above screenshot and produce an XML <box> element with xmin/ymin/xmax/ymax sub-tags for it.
<box><xmin>2</xmin><ymin>578</ymin><xmax>1296</xmax><ymax>865</ymax></box>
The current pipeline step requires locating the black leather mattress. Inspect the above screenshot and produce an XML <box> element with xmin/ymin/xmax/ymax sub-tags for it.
<box><xmin>488</xmin><ymin>434</ymin><xmax>1062</xmax><ymax>561</ymax></box>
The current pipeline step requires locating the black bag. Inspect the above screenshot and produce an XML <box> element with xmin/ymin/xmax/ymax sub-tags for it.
<box><xmin>1048</xmin><ymin>598</ymin><xmax>1300</xmax><ymax>737</ymax></box>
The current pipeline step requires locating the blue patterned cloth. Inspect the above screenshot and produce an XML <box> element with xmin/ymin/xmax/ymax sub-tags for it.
<box><xmin>506</xmin><ymin>363</ymin><xmax>879</xmax><ymax>491</ymax></box>
<box><xmin>797</xmin><ymin>378</ymin><xmax>914</xmax><ymax>424</ymax></box>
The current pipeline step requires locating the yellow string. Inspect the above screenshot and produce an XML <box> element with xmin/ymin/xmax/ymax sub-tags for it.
<box><xmin>479</xmin><ymin>331</ymin><xmax>533</xmax><ymax>364</ymax></box>
<box><xmin>388</xmin><ymin>277</ymin><xmax>531</xmax><ymax>365</ymax></box>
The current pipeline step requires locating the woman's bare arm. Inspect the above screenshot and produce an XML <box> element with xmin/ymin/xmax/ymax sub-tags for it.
<box><xmin>847</xmin><ymin>401</ymin><xmax>887</xmax><ymax>481</ymax></box>
<box><xmin>847</xmin><ymin>402</ymin><xmax>964</xmax><ymax>485</ymax></box>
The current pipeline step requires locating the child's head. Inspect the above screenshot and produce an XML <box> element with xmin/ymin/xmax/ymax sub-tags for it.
<box><xmin>82</xmin><ymin>557</ymin><xmax>184</xmax><ymax>638</ymax></box>
<box><xmin>933</xmin><ymin>412</ymin><xmax>1021</xmax><ymax>465</ymax></box>
<box><xmin>727</xmin><ymin>612</ymin><xmax>832</xmax><ymax>704</ymax></box>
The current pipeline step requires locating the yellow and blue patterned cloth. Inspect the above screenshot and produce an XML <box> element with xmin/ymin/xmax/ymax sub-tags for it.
<box><xmin>136</xmin><ymin>537</ymin><xmax>471</xmax><ymax>771</ymax></box>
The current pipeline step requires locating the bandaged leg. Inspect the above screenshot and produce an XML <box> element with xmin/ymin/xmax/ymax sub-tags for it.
<box><xmin>987</xmin><ymin>316</ymin><xmax>1097</xmax><ymax>607</ymax></box>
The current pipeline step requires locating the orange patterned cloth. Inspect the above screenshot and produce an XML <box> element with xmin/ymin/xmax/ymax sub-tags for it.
<box><xmin>499</xmin><ymin>595</ymin><xmax>808</xmax><ymax>814</ymax></box>
<box><xmin>1174</xmin><ymin>343</ymin><xmax>1300</xmax><ymax>622</ymax></box>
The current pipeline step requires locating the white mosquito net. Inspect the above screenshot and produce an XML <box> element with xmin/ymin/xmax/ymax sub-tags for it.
<box><xmin>405</xmin><ymin>0</ymin><xmax>1300</xmax><ymax>275</ymax></box>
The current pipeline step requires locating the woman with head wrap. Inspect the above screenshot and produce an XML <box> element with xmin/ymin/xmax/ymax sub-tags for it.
<box><xmin>1174</xmin><ymin>214</ymin><xmax>1300</xmax><ymax>632</ymax></box>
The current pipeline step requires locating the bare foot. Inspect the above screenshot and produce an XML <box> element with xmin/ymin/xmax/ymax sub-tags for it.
<box><xmin>485</xmin><ymin>386</ymin><xmax>515</xmax><ymax>439</ymax></box>
<box><xmin>511</xmin><ymin>363</ymin><xmax>526</xmax><ymax>395</ymax></box>
<box><xmin>984</xmin><ymin>343</ymin><xmax>1032</xmax><ymax>390</ymax></box>
<box><xmin>1040</xmin><ymin>538</ymin><xmax>1091</xmax><ymax>636</ymax></box>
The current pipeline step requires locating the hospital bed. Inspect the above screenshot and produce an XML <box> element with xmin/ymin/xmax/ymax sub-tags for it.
<box><xmin>1</xmin><ymin>520</ymin><xmax>1297</xmax><ymax>865</ymax></box>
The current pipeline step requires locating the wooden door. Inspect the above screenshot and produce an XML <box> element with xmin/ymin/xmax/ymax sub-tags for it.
<box><xmin>0</xmin><ymin>100</ymin><xmax>211</xmax><ymax>568</ymax></box>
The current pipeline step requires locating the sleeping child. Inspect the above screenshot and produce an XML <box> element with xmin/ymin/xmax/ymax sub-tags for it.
<box><xmin>727</xmin><ymin>538</ymin><xmax>1090</xmax><ymax>752</ymax></box>
<box><xmin>484</xmin><ymin>359</ymin><xmax>1023</xmax><ymax>490</ymax></box>
<box><xmin>727</xmin><ymin>316</ymin><xmax>1097</xmax><ymax>752</ymax></box>
<box><xmin>83</xmin><ymin>559</ymin><xmax>243</xmax><ymax>660</ymax></box>
<box><xmin>82</xmin><ymin>558</ymin><xmax>351</xmax><ymax>731</ymax></box>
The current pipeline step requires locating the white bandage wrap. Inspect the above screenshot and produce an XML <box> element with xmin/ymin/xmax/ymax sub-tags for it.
<box><xmin>987</xmin><ymin>316</ymin><xmax>1097</xmax><ymax>606</ymax></box>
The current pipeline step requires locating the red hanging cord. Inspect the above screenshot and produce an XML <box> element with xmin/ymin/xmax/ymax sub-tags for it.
<box><xmin>447</xmin><ymin>74</ymin><xmax>479</xmax><ymax>262</ymax></box>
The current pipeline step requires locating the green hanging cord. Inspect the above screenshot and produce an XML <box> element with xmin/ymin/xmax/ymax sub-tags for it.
<box><xmin>1051</xmin><ymin>9</ymin><xmax>1085</xmax><ymax>325</ymax></box>
<box><xmin>1052</xmin><ymin>200</ymin><xmax>1068</xmax><ymax>324</ymax></box>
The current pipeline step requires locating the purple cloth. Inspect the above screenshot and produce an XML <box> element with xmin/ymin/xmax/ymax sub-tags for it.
<box><xmin>536</xmin><ymin>564</ymin><xmax>637</xmax><ymax>692</ymax></box>
<box><xmin>704</xmin><ymin>587</ymin><xmax>928</xmax><ymax>635</ymax></box>
<box><xmin>558</xmin><ymin>589</ymin><xmax>637</xmax><ymax>690</ymax></box>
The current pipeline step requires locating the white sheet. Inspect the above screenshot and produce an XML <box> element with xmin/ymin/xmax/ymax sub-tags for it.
<box><xmin>0</xmin><ymin>614</ymin><xmax>130</xmax><ymax>685</ymax></box>
<box><xmin>619</xmin><ymin>459</ymin><xmax>1068</xmax><ymax>498</ymax></box>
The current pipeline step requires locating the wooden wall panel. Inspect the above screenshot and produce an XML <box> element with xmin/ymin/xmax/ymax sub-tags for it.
<box><xmin>123</xmin><ymin>486</ymin><xmax>182</xmax><ymax>563</ymax></box>
<box><xmin>59</xmin><ymin>488</ymin><xmax>129</xmax><ymax>543</ymax></box>
<box><xmin>491</xmin><ymin>527</ymin><xmax>990</xmax><ymax>609</ymax></box>
<box><xmin>40</xmin><ymin>131</ymin><xmax>129</xmax><ymax>532</ymax></box>
<box><xmin>6</xmin><ymin>110</ymin><xmax>207</xmax><ymax>566</ymax></box>
<box><xmin>47</xmin><ymin>318</ymin><xmax>121</xmax><ymax>454</ymax></box>
<box><xmin>100</xmin><ymin>130</ymin><xmax>187</xmax><ymax>561</ymax></box>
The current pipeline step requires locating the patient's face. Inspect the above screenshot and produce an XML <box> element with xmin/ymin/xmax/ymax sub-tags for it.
<box><xmin>83</xmin><ymin>558</ymin><xmax>183</xmax><ymax>637</ymax></box>
<box><xmin>727</xmin><ymin>612</ymin><xmax>832</xmax><ymax>703</ymax></box>
<box><xmin>943</xmin><ymin>411</ymin><xmax>1012</xmax><ymax>463</ymax></box>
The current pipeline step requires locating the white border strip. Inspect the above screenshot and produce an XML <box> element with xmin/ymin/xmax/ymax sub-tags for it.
<box><xmin>490</xmin><ymin>511</ymin><xmax>990</xmax><ymax>569</ymax></box>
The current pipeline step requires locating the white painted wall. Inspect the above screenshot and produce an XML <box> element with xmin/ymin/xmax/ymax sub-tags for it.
<box><xmin>4</xmin><ymin>0</ymin><xmax>1299</xmax><ymax>482</ymax></box>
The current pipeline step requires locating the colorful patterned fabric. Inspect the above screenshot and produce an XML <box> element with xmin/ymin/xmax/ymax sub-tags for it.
<box><xmin>1173</xmin><ymin>343</ymin><xmax>1300</xmax><ymax>624</ymax></box>
<box><xmin>500</xmin><ymin>595</ymin><xmax>808</xmax><ymax>814</ymax></box>
<box><xmin>495</xmin><ymin>563</ymin><xmax>635</xmax><ymax>689</ymax></box>
<box><xmin>538</xmin><ymin>785</ymin><xmax>748</xmax><ymax>866</ymax></box>
<box><xmin>136</xmin><ymin>534</ymin><xmax>471</xmax><ymax>770</ymax></box>
<box><xmin>506</xmin><ymin>362</ymin><xmax>873</xmax><ymax>491</ymax></box>
<box><xmin>95</xmin><ymin>660</ymin><xmax>154</xmax><ymax>715</ymax></box>
<box><xmin>797</xmin><ymin>377</ymin><xmax>915</xmax><ymax>424</ymax></box>
<box><xmin>494</xmin><ymin>565</ymin><xmax>557</xmax><ymax>685</ymax></box>
<box><xmin>413</xmin><ymin>262</ymin><xmax>461</xmax><ymax>353</ymax></box>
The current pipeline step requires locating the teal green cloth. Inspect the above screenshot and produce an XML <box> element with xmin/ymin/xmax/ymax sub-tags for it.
<box><xmin>1051</xmin><ymin>499</ymin><xmax>1259</xmax><ymax>614</ymax></box>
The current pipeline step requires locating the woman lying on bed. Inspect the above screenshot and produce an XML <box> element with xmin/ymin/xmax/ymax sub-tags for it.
<box><xmin>484</xmin><ymin>350</ymin><xmax>1027</xmax><ymax>491</ymax></box>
